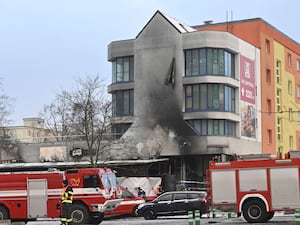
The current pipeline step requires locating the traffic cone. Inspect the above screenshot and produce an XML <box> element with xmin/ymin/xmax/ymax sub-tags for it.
<box><xmin>194</xmin><ymin>210</ymin><xmax>200</xmax><ymax>225</ymax></box>
<box><xmin>188</xmin><ymin>211</ymin><xmax>194</xmax><ymax>225</ymax></box>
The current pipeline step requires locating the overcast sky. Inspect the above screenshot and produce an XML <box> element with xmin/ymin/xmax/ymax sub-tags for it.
<box><xmin>0</xmin><ymin>0</ymin><xmax>299</xmax><ymax>125</ymax></box>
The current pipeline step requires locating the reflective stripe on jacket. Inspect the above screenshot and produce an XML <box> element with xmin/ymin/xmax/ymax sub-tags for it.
<box><xmin>61</xmin><ymin>185</ymin><xmax>73</xmax><ymax>204</ymax></box>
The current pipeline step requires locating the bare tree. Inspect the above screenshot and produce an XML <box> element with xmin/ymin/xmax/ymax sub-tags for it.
<box><xmin>0</xmin><ymin>80</ymin><xmax>17</xmax><ymax>162</ymax></box>
<box><xmin>41</xmin><ymin>75</ymin><xmax>112</xmax><ymax>167</ymax></box>
<box><xmin>69</xmin><ymin>75</ymin><xmax>112</xmax><ymax>167</ymax></box>
<box><xmin>40</xmin><ymin>90</ymin><xmax>73</xmax><ymax>142</ymax></box>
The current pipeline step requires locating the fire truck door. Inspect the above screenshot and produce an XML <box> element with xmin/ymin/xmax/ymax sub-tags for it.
<box><xmin>270</xmin><ymin>167</ymin><xmax>300</xmax><ymax>209</ymax></box>
<box><xmin>27</xmin><ymin>179</ymin><xmax>47</xmax><ymax>218</ymax></box>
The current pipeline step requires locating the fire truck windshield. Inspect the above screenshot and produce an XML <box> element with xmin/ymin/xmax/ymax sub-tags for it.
<box><xmin>101</xmin><ymin>174</ymin><xmax>117</xmax><ymax>189</ymax></box>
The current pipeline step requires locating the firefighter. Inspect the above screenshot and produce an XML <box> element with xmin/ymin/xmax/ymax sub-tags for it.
<box><xmin>60</xmin><ymin>179</ymin><xmax>73</xmax><ymax>225</ymax></box>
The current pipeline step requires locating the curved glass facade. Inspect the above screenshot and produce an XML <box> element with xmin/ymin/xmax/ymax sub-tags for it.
<box><xmin>185</xmin><ymin>84</ymin><xmax>235</xmax><ymax>113</ymax></box>
<box><xmin>185</xmin><ymin>48</ymin><xmax>235</xmax><ymax>77</ymax></box>
<box><xmin>187</xmin><ymin>119</ymin><xmax>236</xmax><ymax>137</ymax></box>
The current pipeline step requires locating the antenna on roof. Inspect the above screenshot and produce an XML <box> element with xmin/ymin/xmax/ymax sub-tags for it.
<box><xmin>226</xmin><ymin>10</ymin><xmax>233</xmax><ymax>33</ymax></box>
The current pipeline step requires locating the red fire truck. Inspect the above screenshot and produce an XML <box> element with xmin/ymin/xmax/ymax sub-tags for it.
<box><xmin>0</xmin><ymin>167</ymin><xmax>122</xmax><ymax>224</ymax></box>
<box><xmin>207</xmin><ymin>154</ymin><xmax>300</xmax><ymax>223</ymax></box>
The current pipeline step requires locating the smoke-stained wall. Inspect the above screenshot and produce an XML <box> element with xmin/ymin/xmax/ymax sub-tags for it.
<box><xmin>108</xmin><ymin>11</ymin><xmax>262</xmax><ymax>160</ymax></box>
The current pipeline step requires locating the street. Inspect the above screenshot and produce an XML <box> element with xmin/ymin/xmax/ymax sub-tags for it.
<box><xmin>25</xmin><ymin>213</ymin><xmax>295</xmax><ymax>225</ymax></box>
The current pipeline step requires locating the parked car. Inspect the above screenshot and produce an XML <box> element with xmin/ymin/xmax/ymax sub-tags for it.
<box><xmin>136</xmin><ymin>191</ymin><xmax>209</xmax><ymax>220</ymax></box>
<box><xmin>105</xmin><ymin>187</ymin><xmax>145</xmax><ymax>218</ymax></box>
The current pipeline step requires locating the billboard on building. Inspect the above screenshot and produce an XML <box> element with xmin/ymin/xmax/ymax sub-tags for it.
<box><xmin>39</xmin><ymin>146</ymin><xmax>67</xmax><ymax>162</ymax></box>
<box><xmin>240</xmin><ymin>55</ymin><xmax>256</xmax><ymax>138</ymax></box>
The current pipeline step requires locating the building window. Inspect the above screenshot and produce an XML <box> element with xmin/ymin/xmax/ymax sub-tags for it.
<box><xmin>267</xmin><ymin>99</ymin><xmax>271</xmax><ymax>113</ymax></box>
<box><xmin>112</xmin><ymin>89</ymin><xmax>134</xmax><ymax>117</ymax></box>
<box><xmin>288</xmin><ymin>80</ymin><xmax>292</xmax><ymax>95</ymax></box>
<box><xmin>185</xmin><ymin>84</ymin><xmax>235</xmax><ymax>113</ymax></box>
<box><xmin>267</xmin><ymin>129</ymin><xmax>272</xmax><ymax>144</ymax></box>
<box><xmin>275</xmin><ymin>59</ymin><xmax>281</xmax><ymax>84</ymax></box>
<box><xmin>187</xmin><ymin>119</ymin><xmax>236</xmax><ymax>137</ymax></box>
<box><xmin>298</xmin><ymin>112</ymin><xmax>300</xmax><ymax>124</ymax></box>
<box><xmin>289</xmin><ymin>108</ymin><xmax>293</xmax><ymax>121</ymax></box>
<box><xmin>297</xmin><ymin>59</ymin><xmax>300</xmax><ymax>72</ymax></box>
<box><xmin>185</xmin><ymin>48</ymin><xmax>235</xmax><ymax>77</ymax></box>
<box><xmin>266</xmin><ymin>69</ymin><xmax>271</xmax><ymax>84</ymax></box>
<box><xmin>287</xmin><ymin>53</ymin><xmax>292</xmax><ymax>67</ymax></box>
<box><xmin>289</xmin><ymin>136</ymin><xmax>294</xmax><ymax>149</ymax></box>
<box><xmin>111</xmin><ymin>123</ymin><xmax>131</xmax><ymax>139</ymax></box>
<box><xmin>297</xmin><ymin>86</ymin><xmax>300</xmax><ymax>98</ymax></box>
<box><xmin>265</xmin><ymin>39</ymin><xmax>270</xmax><ymax>53</ymax></box>
<box><xmin>276</xmin><ymin>88</ymin><xmax>282</xmax><ymax>112</ymax></box>
<box><xmin>277</xmin><ymin>117</ymin><xmax>282</xmax><ymax>141</ymax></box>
<box><xmin>112</xmin><ymin>56</ymin><xmax>134</xmax><ymax>83</ymax></box>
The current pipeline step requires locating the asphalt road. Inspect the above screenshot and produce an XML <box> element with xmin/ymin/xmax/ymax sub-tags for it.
<box><xmin>24</xmin><ymin>213</ymin><xmax>296</xmax><ymax>225</ymax></box>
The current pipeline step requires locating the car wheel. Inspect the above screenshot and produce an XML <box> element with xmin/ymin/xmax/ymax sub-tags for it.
<box><xmin>143</xmin><ymin>209</ymin><xmax>156</xmax><ymax>220</ymax></box>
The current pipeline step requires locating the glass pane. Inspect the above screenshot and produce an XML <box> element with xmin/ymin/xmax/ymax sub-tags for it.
<box><xmin>112</xmin><ymin>61</ymin><xmax>116</xmax><ymax>83</ymax></box>
<box><xmin>219</xmin><ymin>85</ymin><xmax>224</xmax><ymax>110</ymax></box>
<box><xmin>194</xmin><ymin>120</ymin><xmax>201</xmax><ymax>134</ymax></box>
<box><xmin>116</xmin><ymin>91</ymin><xmax>123</xmax><ymax>116</ymax></box>
<box><xmin>212</xmin><ymin>49</ymin><xmax>219</xmax><ymax>74</ymax></box>
<box><xmin>200</xmin><ymin>49</ymin><xmax>206</xmax><ymax>74</ymax></box>
<box><xmin>174</xmin><ymin>193</ymin><xmax>187</xmax><ymax>200</ymax></box>
<box><xmin>112</xmin><ymin>94</ymin><xmax>116</xmax><ymax>116</ymax></box>
<box><xmin>123</xmin><ymin>58</ymin><xmax>129</xmax><ymax>81</ymax></box>
<box><xmin>185</xmin><ymin>86</ymin><xmax>192</xmax><ymax>110</ymax></box>
<box><xmin>129</xmin><ymin>90</ymin><xmax>134</xmax><ymax>115</ymax></box>
<box><xmin>129</xmin><ymin>57</ymin><xmax>134</xmax><ymax>81</ymax></box>
<box><xmin>218</xmin><ymin>50</ymin><xmax>224</xmax><ymax>75</ymax></box>
<box><xmin>186</xmin><ymin>85</ymin><xmax>192</xmax><ymax>96</ymax></box>
<box><xmin>201</xmin><ymin>120</ymin><xmax>207</xmax><ymax>135</ymax></box>
<box><xmin>213</xmin><ymin>120</ymin><xmax>219</xmax><ymax>135</ymax></box>
<box><xmin>212</xmin><ymin>84</ymin><xmax>219</xmax><ymax>110</ymax></box>
<box><xmin>200</xmin><ymin>84</ymin><xmax>206</xmax><ymax>110</ymax></box>
<box><xmin>207</xmin><ymin>49</ymin><xmax>213</xmax><ymax>74</ymax></box>
<box><xmin>185</xmin><ymin>51</ymin><xmax>191</xmax><ymax>76</ymax></box>
<box><xmin>207</xmin><ymin>120</ymin><xmax>213</xmax><ymax>135</ymax></box>
<box><xmin>192</xmin><ymin>85</ymin><xmax>200</xmax><ymax>110</ymax></box>
<box><xmin>224</xmin><ymin>51</ymin><xmax>231</xmax><ymax>76</ymax></box>
<box><xmin>192</xmin><ymin>49</ymin><xmax>199</xmax><ymax>75</ymax></box>
<box><xmin>219</xmin><ymin>120</ymin><xmax>224</xmax><ymax>135</ymax></box>
<box><xmin>116</xmin><ymin>58</ymin><xmax>123</xmax><ymax>82</ymax></box>
<box><xmin>207</xmin><ymin>84</ymin><xmax>213</xmax><ymax>110</ymax></box>
<box><xmin>123</xmin><ymin>91</ymin><xmax>129</xmax><ymax>115</ymax></box>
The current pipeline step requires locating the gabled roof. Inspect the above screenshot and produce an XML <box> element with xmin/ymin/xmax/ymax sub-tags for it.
<box><xmin>136</xmin><ymin>10</ymin><xmax>196</xmax><ymax>38</ymax></box>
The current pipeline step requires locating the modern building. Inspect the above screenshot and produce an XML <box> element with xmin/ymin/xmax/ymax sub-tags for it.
<box><xmin>107</xmin><ymin>10</ymin><xmax>267</xmax><ymax>181</ymax></box>
<box><xmin>195</xmin><ymin>18</ymin><xmax>300</xmax><ymax>157</ymax></box>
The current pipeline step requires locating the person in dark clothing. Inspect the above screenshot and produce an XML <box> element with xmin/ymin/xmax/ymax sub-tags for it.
<box><xmin>60</xmin><ymin>179</ymin><xmax>73</xmax><ymax>225</ymax></box>
<box><xmin>137</xmin><ymin>187</ymin><xmax>146</xmax><ymax>199</ymax></box>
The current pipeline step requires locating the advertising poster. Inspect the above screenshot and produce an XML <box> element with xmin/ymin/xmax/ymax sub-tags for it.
<box><xmin>240</xmin><ymin>55</ymin><xmax>256</xmax><ymax>138</ymax></box>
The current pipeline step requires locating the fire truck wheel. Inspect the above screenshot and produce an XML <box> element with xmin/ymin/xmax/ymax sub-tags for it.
<box><xmin>0</xmin><ymin>205</ymin><xmax>9</xmax><ymax>220</ymax></box>
<box><xmin>265</xmin><ymin>212</ymin><xmax>274</xmax><ymax>221</ymax></box>
<box><xmin>69</xmin><ymin>203</ymin><xmax>90</xmax><ymax>224</ymax></box>
<box><xmin>242</xmin><ymin>199</ymin><xmax>267</xmax><ymax>223</ymax></box>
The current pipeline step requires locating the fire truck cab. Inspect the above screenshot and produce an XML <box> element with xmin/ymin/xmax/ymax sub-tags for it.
<box><xmin>0</xmin><ymin>167</ymin><xmax>121</xmax><ymax>224</ymax></box>
<box><xmin>207</xmin><ymin>154</ymin><xmax>300</xmax><ymax>223</ymax></box>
